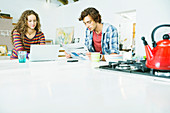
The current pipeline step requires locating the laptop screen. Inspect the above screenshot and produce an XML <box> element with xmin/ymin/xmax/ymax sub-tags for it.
<box><xmin>29</xmin><ymin>45</ymin><xmax>60</xmax><ymax>62</ymax></box>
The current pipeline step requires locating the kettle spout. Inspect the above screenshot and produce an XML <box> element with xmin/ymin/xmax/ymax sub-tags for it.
<box><xmin>141</xmin><ymin>37</ymin><xmax>153</xmax><ymax>61</ymax></box>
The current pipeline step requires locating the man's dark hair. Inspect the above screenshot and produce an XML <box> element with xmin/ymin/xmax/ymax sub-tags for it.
<box><xmin>79</xmin><ymin>7</ymin><xmax>102</xmax><ymax>23</ymax></box>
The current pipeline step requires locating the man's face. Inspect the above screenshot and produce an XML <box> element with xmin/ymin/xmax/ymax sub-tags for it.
<box><xmin>83</xmin><ymin>15</ymin><xmax>97</xmax><ymax>31</ymax></box>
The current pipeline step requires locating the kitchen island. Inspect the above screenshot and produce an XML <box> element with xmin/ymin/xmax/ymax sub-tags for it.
<box><xmin>0</xmin><ymin>57</ymin><xmax>170</xmax><ymax>113</ymax></box>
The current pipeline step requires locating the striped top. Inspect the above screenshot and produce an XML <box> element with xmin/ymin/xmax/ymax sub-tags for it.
<box><xmin>10</xmin><ymin>30</ymin><xmax>45</xmax><ymax>59</ymax></box>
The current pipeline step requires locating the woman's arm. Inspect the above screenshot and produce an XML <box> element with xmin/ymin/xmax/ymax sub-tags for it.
<box><xmin>10</xmin><ymin>30</ymin><xmax>25</xmax><ymax>59</ymax></box>
<box><xmin>40</xmin><ymin>32</ymin><xmax>45</xmax><ymax>45</ymax></box>
<box><xmin>13</xmin><ymin>31</ymin><xmax>25</xmax><ymax>51</ymax></box>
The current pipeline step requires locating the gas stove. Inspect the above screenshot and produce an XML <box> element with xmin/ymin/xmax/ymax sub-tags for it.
<box><xmin>99</xmin><ymin>60</ymin><xmax>170</xmax><ymax>79</ymax></box>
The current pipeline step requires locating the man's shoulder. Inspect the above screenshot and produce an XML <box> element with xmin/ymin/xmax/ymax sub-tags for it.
<box><xmin>103</xmin><ymin>23</ymin><xmax>116</xmax><ymax>29</ymax></box>
<box><xmin>103</xmin><ymin>23</ymin><xmax>117</xmax><ymax>32</ymax></box>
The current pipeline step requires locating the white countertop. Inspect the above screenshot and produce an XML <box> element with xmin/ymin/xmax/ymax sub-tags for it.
<box><xmin>0</xmin><ymin>57</ymin><xmax>170</xmax><ymax>113</ymax></box>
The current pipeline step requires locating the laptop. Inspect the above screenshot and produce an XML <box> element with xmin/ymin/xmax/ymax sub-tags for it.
<box><xmin>29</xmin><ymin>45</ymin><xmax>60</xmax><ymax>62</ymax></box>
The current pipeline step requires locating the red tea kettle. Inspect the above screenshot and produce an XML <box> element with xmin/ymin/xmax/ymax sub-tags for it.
<box><xmin>141</xmin><ymin>24</ymin><xmax>170</xmax><ymax>71</ymax></box>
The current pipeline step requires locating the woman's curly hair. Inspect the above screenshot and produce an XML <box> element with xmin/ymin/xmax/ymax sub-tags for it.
<box><xmin>11</xmin><ymin>10</ymin><xmax>41</xmax><ymax>46</ymax></box>
<box><xmin>79</xmin><ymin>7</ymin><xmax>102</xmax><ymax>23</ymax></box>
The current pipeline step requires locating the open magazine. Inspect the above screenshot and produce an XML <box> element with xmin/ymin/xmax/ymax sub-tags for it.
<box><xmin>63</xmin><ymin>43</ymin><xmax>89</xmax><ymax>60</ymax></box>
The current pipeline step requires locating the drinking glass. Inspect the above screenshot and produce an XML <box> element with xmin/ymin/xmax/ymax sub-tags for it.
<box><xmin>18</xmin><ymin>51</ymin><xmax>27</xmax><ymax>63</ymax></box>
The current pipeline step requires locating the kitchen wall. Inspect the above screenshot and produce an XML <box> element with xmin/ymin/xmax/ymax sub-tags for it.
<box><xmin>0</xmin><ymin>0</ymin><xmax>170</xmax><ymax>56</ymax></box>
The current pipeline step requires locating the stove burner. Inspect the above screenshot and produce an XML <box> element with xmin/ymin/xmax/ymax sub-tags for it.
<box><xmin>99</xmin><ymin>60</ymin><xmax>170</xmax><ymax>79</ymax></box>
<box><xmin>108</xmin><ymin>60</ymin><xmax>149</xmax><ymax>72</ymax></box>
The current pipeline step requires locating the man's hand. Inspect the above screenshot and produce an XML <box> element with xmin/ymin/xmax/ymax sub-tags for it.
<box><xmin>65</xmin><ymin>51</ymin><xmax>71</xmax><ymax>58</ymax></box>
<box><xmin>86</xmin><ymin>52</ymin><xmax>91</xmax><ymax>60</ymax></box>
<box><xmin>101</xmin><ymin>53</ymin><xmax>118</xmax><ymax>61</ymax></box>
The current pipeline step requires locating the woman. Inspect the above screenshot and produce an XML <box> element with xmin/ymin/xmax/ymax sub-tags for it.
<box><xmin>10</xmin><ymin>10</ymin><xmax>45</xmax><ymax>59</ymax></box>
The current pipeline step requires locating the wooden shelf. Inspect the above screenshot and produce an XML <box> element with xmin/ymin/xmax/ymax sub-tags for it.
<box><xmin>45</xmin><ymin>40</ymin><xmax>53</xmax><ymax>45</ymax></box>
<box><xmin>59</xmin><ymin>50</ymin><xmax>65</xmax><ymax>52</ymax></box>
<box><xmin>0</xmin><ymin>16</ymin><xmax>13</xmax><ymax>19</ymax></box>
<box><xmin>58</xmin><ymin>55</ymin><xmax>66</xmax><ymax>57</ymax></box>
<box><xmin>12</xmin><ymin>23</ymin><xmax>17</xmax><ymax>25</ymax></box>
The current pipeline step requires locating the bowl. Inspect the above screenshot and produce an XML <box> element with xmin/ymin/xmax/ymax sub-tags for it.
<box><xmin>104</xmin><ymin>54</ymin><xmax>123</xmax><ymax>62</ymax></box>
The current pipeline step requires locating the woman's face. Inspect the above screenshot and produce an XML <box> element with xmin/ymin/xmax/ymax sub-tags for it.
<box><xmin>27</xmin><ymin>14</ymin><xmax>37</xmax><ymax>30</ymax></box>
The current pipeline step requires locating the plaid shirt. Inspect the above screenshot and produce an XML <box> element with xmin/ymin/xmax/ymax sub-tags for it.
<box><xmin>85</xmin><ymin>23</ymin><xmax>119</xmax><ymax>55</ymax></box>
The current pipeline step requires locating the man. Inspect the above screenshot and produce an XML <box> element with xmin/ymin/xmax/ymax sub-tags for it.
<box><xmin>79</xmin><ymin>7</ymin><xmax>119</xmax><ymax>60</ymax></box>
<box><xmin>65</xmin><ymin>7</ymin><xmax>119</xmax><ymax>60</ymax></box>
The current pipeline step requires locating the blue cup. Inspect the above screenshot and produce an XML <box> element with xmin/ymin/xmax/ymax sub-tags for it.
<box><xmin>18</xmin><ymin>51</ymin><xmax>27</xmax><ymax>63</ymax></box>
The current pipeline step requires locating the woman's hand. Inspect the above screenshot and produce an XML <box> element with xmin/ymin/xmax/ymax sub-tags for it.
<box><xmin>28</xmin><ymin>53</ymin><xmax>30</xmax><ymax>58</ymax></box>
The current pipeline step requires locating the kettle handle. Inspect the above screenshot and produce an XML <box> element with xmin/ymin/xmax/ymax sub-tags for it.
<box><xmin>151</xmin><ymin>24</ymin><xmax>170</xmax><ymax>48</ymax></box>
